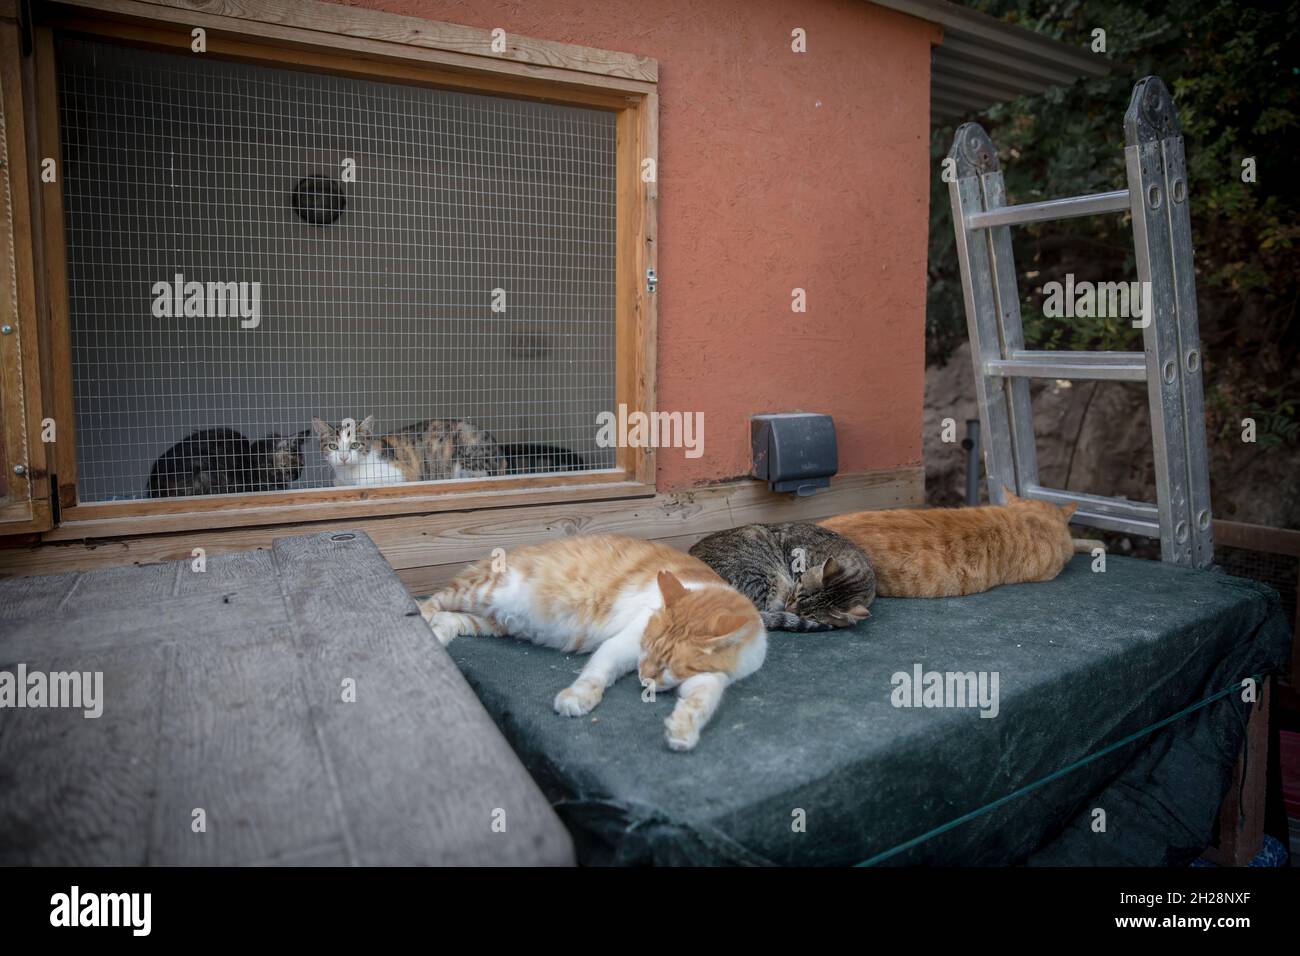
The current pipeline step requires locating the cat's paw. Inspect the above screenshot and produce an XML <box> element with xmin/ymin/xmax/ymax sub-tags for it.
<box><xmin>664</xmin><ymin>714</ymin><xmax>701</xmax><ymax>752</ymax></box>
<box><xmin>423</xmin><ymin>611</ymin><xmax>458</xmax><ymax>647</ymax></box>
<box><xmin>554</xmin><ymin>680</ymin><xmax>603</xmax><ymax>717</ymax></box>
<box><xmin>416</xmin><ymin>597</ymin><xmax>443</xmax><ymax>622</ymax></box>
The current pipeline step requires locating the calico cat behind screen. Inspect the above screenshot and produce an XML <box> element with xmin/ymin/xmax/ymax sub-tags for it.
<box><xmin>311</xmin><ymin>415</ymin><xmax>506</xmax><ymax>486</ymax></box>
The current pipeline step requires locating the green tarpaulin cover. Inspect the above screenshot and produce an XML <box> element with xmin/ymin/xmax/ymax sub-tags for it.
<box><xmin>449</xmin><ymin>555</ymin><xmax>1292</xmax><ymax>865</ymax></box>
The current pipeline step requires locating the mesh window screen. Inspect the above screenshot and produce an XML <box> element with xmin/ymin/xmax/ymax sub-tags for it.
<box><xmin>57</xmin><ymin>35</ymin><xmax>618</xmax><ymax>503</ymax></box>
<box><xmin>1214</xmin><ymin>544</ymin><xmax>1298</xmax><ymax>636</ymax></box>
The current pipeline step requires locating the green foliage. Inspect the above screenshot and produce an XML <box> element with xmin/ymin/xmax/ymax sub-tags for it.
<box><xmin>928</xmin><ymin>0</ymin><xmax>1299</xmax><ymax>448</ymax></box>
<box><xmin>1243</xmin><ymin>396</ymin><xmax>1300</xmax><ymax>451</ymax></box>
<box><xmin>1208</xmin><ymin>385</ymin><xmax>1300</xmax><ymax>451</ymax></box>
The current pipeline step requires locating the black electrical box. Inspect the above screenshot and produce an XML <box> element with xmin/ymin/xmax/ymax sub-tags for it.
<box><xmin>751</xmin><ymin>413</ymin><xmax>838</xmax><ymax>496</ymax></box>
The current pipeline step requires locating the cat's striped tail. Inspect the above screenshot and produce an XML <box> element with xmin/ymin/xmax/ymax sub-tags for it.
<box><xmin>759</xmin><ymin>610</ymin><xmax>837</xmax><ymax>632</ymax></box>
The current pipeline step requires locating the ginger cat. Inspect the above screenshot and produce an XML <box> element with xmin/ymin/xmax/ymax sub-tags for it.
<box><xmin>418</xmin><ymin>535</ymin><xmax>767</xmax><ymax>752</ymax></box>
<box><xmin>818</xmin><ymin>491</ymin><xmax>1079</xmax><ymax>598</ymax></box>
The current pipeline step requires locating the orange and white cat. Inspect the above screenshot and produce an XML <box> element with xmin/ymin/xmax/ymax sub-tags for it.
<box><xmin>819</xmin><ymin>490</ymin><xmax>1081</xmax><ymax>598</ymax></box>
<box><xmin>418</xmin><ymin>535</ymin><xmax>767</xmax><ymax>751</ymax></box>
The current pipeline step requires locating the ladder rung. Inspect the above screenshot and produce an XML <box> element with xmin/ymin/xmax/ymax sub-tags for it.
<box><xmin>947</xmin><ymin>83</ymin><xmax>1215</xmax><ymax>567</ymax></box>
<box><xmin>1024</xmin><ymin>485</ymin><xmax>1161</xmax><ymax>537</ymax></box>
<box><xmin>985</xmin><ymin>351</ymin><xmax>1147</xmax><ymax>382</ymax></box>
<box><xmin>967</xmin><ymin>190</ymin><xmax>1130</xmax><ymax>230</ymax></box>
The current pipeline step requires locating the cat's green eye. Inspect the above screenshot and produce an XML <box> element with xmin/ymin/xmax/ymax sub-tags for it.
<box><xmin>350</xmin><ymin>442</ymin><xmax>362</xmax><ymax>450</ymax></box>
<box><xmin>326</xmin><ymin>442</ymin><xmax>338</xmax><ymax>450</ymax></box>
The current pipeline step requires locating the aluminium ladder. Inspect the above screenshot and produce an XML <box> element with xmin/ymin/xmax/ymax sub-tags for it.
<box><xmin>947</xmin><ymin>75</ymin><xmax>1213</xmax><ymax>568</ymax></box>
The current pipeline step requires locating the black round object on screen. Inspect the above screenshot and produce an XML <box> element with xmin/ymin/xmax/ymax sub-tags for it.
<box><xmin>291</xmin><ymin>174</ymin><xmax>346</xmax><ymax>226</ymax></box>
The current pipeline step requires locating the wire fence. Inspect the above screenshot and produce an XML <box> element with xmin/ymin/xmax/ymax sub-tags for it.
<box><xmin>57</xmin><ymin>34</ymin><xmax>618</xmax><ymax>501</ymax></box>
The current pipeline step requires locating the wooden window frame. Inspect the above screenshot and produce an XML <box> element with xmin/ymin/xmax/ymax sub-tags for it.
<box><xmin>0</xmin><ymin>11</ymin><xmax>53</xmax><ymax>534</ymax></box>
<box><xmin>28</xmin><ymin>0</ymin><xmax>658</xmax><ymax>537</ymax></box>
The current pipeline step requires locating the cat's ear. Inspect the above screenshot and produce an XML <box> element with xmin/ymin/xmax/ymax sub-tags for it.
<box><xmin>310</xmin><ymin>417</ymin><xmax>334</xmax><ymax>438</ymax></box>
<box><xmin>820</xmin><ymin>556</ymin><xmax>843</xmax><ymax>582</ymax></box>
<box><xmin>657</xmin><ymin>570</ymin><xmax>690</xmax><ymax>608</ymax></box>
<box><xmin>1001</xmin><ymin>485</ymin><xmax>1020</xmax><ymax>504</ymax></box>
<box><xmin>358</xmin><ymin>415</ymin><xmax>376</xmax><ymax>437</ymax></box>
<box><xmin>1060</xmin><ymin>502</ymin><xmax>1079</xmax><ymax>519</ymax></box>
<box><xmin>846</xmin><ymin>603</ymin><xmax>872</xmax><ymax>621</ymax></box>
<box><xmin>707</xmin><ymin>613</ymin><xmax>750</xmax><ymax>640</ymax></box>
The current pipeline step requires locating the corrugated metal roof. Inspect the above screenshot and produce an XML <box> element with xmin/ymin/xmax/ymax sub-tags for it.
<box><xmin>871</xmin><ymin>0</ymin><xmax>1114</xmax><ymax>122</ymax></box>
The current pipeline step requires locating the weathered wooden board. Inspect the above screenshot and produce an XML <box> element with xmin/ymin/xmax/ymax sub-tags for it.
<box><xmin>0</xmin><ymin>467</ymin><xmax>925</xmax><ymax>585</ymax></box>
<box><xmin>0</xmin><ymin>530</ymin><xmax>574</xmax><ymax>865</ymax></box>
<box><xmin>55</xmin><ymin>0</ymin><xmax>658</xmax><ymax>85</ymax></box>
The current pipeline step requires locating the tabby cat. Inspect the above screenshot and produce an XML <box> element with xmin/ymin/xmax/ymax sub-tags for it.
<box><xmin>147</xmin><ymin>427</ymin><xmax>306</xmax><ymax>498</ymax></box>
<box><xmin>689</xmin><ymin>522</ymin><xmax>875</xmax><ymax>631</ymax></box>
<box><xmin>311</xmin><ymin>415</ymin><xmax>506</xmax><ymax>486</ymax></box>
<box><xmin>419</xmin><ymin>534</ymin><xmax>766</xmax><ymax>752</ymax></box>
<box><xmin>818</xmin><ymin>491</ymin><xmax>1079</xmax><ymax>597</ymax></box>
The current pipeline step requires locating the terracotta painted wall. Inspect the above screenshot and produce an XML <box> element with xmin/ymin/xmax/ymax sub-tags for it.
<box><xmin>345</xmin><ymin>0</ymin><xmax>936</xmax><ymax>490</ymax></box>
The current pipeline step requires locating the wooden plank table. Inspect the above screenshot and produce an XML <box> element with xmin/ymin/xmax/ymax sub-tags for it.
<box><xmin>0</xmin><ymin>530</ymin><xmax>574</xmax><ymax>865</ymax></box>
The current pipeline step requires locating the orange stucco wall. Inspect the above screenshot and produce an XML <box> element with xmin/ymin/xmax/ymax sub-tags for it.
<box><xmin>347</xmin><ymin>0</ymin><xmax>934</xmax><ymax>490</ymax></box>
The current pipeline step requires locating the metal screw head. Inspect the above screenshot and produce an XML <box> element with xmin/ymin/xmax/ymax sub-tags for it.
<box><xmin>1</xmin><ymin>324</ymin><xmax>12</xmax><ymax>335</ymax></box>
<box><xmin>13</xmin><ymin>464</ymin><xmax>26</xmax><ymax>476</ymax></box>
